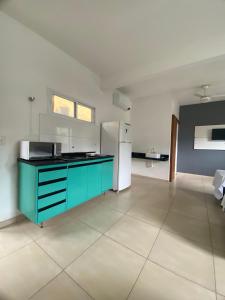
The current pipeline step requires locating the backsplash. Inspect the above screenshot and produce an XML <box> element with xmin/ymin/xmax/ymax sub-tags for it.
<box><xmin>39</xmin><ymin>113</ymin><xmax>100</xmax><ymax>153</ymax></box>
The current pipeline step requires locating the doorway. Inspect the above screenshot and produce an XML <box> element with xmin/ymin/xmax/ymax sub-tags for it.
<box><xmin>169</xmin><ymin>114</ymin><xmax>179</xmax><ymax>182</ymax></box>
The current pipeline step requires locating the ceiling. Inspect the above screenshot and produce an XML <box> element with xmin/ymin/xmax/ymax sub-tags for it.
<box><xmin>1</xmin><ymin>0</ymin><xmax>225</xmax><ymax>103</ymax></box>
<box><xmin>121</xmin><ymin>55</ymin><xmax>225</xmax><ymax>105</ymax></box>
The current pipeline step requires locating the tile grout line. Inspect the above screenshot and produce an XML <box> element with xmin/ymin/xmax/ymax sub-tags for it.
<box><xmin>33</xmin><ymin>240</ymin><xmax>65</xmax><ymax>270</ymax></box>
<box><xmin>32</xmin><ymin>237</ymin><xmax>101</xmax><ymax>300</ymax></box>
<box><xmin>125</xmin><ymin>184</ymin><xmax>176</xmax><ymax>300</ymax></box>
<box><xmin>0</xmin><ymin>239</ymin><xmax>34</xmax><ymax>262</ymax></box>
<box><xmin>204</xmin><ymin>182</ymin><xmax>218</xmax><ymax>299</ymax></box>
<box><xmin>148</xmin><ymin>181</ymin><xmax>217</xmax><ymax>294</ymax></box>
<box><xmin>148</xmin><ymin>177</ymin><xmax>216</xmax><ymax>294</ymax></box>
<box><xmin>80</xmin><ymin>209</ymin><xmax>132</xmax><ymax>239</ymax></box>
<box><xmin>103</xmin><ymin>234</ymin><xmax>150</xmax><ymax>260</ymax></box>
<box><xmin>62</xmin><ymin>234</ymin><xmax>105</xmax><ymax>300</ymax></box>
<box><xmin>64</xmin><ymin>233</ymin><xmax>103</xmax><ymax>270</ymax></box>
<box><xmin>65</xmin><ymin>271</ymin><xmax>96</xmax><ymax>300</ymax></box>
<box><xmin>144</xmin><ymin>177</ymin><xmax>217</xmax><ymax>297</ymax></box>
<box><xmin>28</xmin><ymin>270</ymin><xmax>64</xmax><ymax>299</ymax></box>
<box><xmin>64</xmin><ymin>185</ymin><xmax>175</xmax><ymax>300</ymax></box>
<box><xmin>148</xmin><ymin>258</ymin><xmax>216</xmax><ymax>295</ymax></box>
<box><xmin>2</xmin><ymin>176</ymin><xmax>217</xmax><ymax>299</ymax></box>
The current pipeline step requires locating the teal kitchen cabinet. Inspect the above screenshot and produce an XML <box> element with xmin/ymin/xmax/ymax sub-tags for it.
<box><xmin>19</xmin><ymin>163</ymin><xmax>68</xmax><ymax>224</ymax></box>
<box><xmin>87</xmin><ymin>163</ymin><xmax>102</xmax><ymax>199</ymax></box>
<box><xmin>67</xmin><ymin>165</ymin><xmax>88</xmax><ymax>209</ymax></box>
<box><xmin>101</xmin><ymin>160</ymin><xmax>113</xmax><ymax>192</ymax></box>
<box><xmin>18</xmin><ymin>157</ymin><xmax>114</xmax><ymax>224</ymax></box>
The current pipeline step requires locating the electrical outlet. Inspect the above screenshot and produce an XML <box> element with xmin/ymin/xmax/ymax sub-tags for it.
<box><xmin>0</xmin><ymin>136</ymin><xmax>6</xmax><ymax>145</ymax></box>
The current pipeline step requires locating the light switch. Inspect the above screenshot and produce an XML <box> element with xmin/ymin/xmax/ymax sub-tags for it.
<box><xmin>0</xmin><ymin>136</ymin><xmax>6</xmax><ymax>145</ymax></box>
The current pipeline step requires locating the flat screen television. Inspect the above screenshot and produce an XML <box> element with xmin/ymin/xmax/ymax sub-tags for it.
<box><xmin>212</xmin><ymin>128</ymin><xmax>225</xmax><ymax>140</ymax></box>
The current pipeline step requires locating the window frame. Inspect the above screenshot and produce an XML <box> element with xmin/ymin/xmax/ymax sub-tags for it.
<box><xmin>50</xmin><ymin>91</ymin><xmax>95</xmax><ymax>124</ymax></box>
<box><xmin>52</xmin><ymin>94</ymin><xmax>75</xmax><ymax>118</ymax></box>
<box><xmin>76</xmin><ymin>101</ymin><xmax>95</xmax><ymax>124</ymax></box>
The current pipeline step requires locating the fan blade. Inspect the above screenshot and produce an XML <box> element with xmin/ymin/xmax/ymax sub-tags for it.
<box><xmin>194</xmin><ymin>93</ymin><xmax>203</xmax><ymax>98</ymax></box>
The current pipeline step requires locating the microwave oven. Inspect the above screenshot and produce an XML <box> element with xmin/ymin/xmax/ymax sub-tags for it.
<box><xmin>20</xmin><ymin>141</ymin><xmax>61</xmax><ymax>160</ymax></box>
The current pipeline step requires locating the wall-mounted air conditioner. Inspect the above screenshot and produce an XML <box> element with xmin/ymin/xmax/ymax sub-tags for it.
<box><xmin>113</xmin><ymin>90</ymin><xmax>132</xmax><ymax>111</ymax></box>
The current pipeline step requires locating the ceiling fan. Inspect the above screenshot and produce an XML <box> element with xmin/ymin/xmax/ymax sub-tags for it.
<box><xmin>195</xmin><ymin>84</ymin><xmax>225</xmax><ymax>103</ymax></box>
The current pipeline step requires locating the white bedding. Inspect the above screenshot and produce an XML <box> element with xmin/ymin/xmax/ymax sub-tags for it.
<box><xmin>213</xmin><ymin>169</ymin><xmax>225</xmax><ymax>210</ymax></box>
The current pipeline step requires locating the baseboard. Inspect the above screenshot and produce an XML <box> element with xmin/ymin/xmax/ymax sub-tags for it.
<box><xmin>0</xmin><ymin>214</ymin><xmax>25</xmax><ymax>229</ymax></box>
<box><xmin>132</xmin><ymin>173</ymin><xmax>169</xmax><ymax>182</ymax></box>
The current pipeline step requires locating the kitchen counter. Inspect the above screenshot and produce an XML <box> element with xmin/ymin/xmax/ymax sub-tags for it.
<box><xmin>18</xmin><ymin>155</ymin><xmax>114</xmax><ymax>166</ymax></box>
<box><xmin>18</xmin><ymin>155</ymin><xmax>114</xmax><ymax>224</ymax></box>
<box><xmin>132</xmin><ymin>152</ymin><xmax>169</xmax><ymax>161</ymax></box>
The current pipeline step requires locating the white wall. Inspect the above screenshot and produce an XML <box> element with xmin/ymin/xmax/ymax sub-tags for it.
<box><xmin>39</xmin><ymin>113</ymin><xmax>101</xmax><ymax>154</ymax></box>
<box><xmin>0</xmin><ymin>12</ymin><xmax>129</xmax><ymax>222</ymax></box>
<box><xmin>131</xmin><ymin>95</ymin><xmax>177</xmax><ymax>180</ymax></box>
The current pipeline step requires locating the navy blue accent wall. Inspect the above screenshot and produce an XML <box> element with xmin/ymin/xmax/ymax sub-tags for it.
<box><xmin>177</xmin><ymin>100</ymin><xmax>225</xmax><ymax>176</ymax></box>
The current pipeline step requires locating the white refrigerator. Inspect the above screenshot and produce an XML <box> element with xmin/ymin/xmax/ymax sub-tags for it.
<box><xmin>101</xmin><ymin>121</ymin><xmax>132</xmax><ymax>191</ymax></box>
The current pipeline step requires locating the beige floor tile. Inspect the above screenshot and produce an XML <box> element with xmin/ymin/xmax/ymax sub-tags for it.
<box><xmin>0</xmin><ymin>223</ymin><xmax>32</xmax><ymax>258</ymax></box>
<box><xmin>171</xmin><ymin>195</ymin><xmax>208</xmax><ymax>222</ymax></box>
<box><xmin>127</xmin><ymin>202</ymin><xmax>168</xmax><ymax>228</ymax></box>
<box><xmin>175</xmin><ymin>174</ymin><xmax>204</xmax><ymax>193</ymax></box>
<box><xmin>217</xmin><ymin>294</ymin><xmax>225</xmax><ymax>300</ymax></box>
<box><xmin>202</xmin><ymin>176</ymin><xmax>214</xmax><ymax>195</ymax></box>
<box><xmin>128</xmin><ymin>261</ymin><xmax>216</xmax><ymax>300</ymax></box>
<box><xmin>131</xmin><ymin>184</ymin><xmax>159</xmax><ymax>196</ymax></box>
<box><xmin>153</xmin><ymin>180</ymin><xmax>175</xmax><ymax>191</ymax></box>
<box><xmin>210</xmin><ymin>224</ymin><xmax>225</xmax><ymax>251</ymax></box>
<box><xmin>14</xmin><ymin>213</ymin><xmax>73</xmax><ymax>241</ymax></box>
<box><xmin>15</xmin><ymin>219</ymin><xmax>47</xmax><ymax>240</ymax></box>
<box><xmin>214</xmin><ymin>248</ymin><xmax>225</xmax><ymax>297</ymax></box>
<box><xmin>36</xmin><ymin>220</ymin><xmax>101</xmax><ymax>268</ymax></box>
<box><xmin>175</xmin><ymin>182</ymin><xmax>204</xmax><ymax>194</ymax></box>
<box><xmin>0</xmin><ymin>242</ymin><xmax>61</xmax><ymax>300</ymax></box>
<box><xmin>99</xmin><ymin>193</ymin><xmax>137</xmax><ymax>213</ymax></box>
<box><xmin>109</xmin><ymin>188</ymin><xmax>134</xmax><ymax>200</ymax></box>
<box><xmin>163</xmin><ymin>211</ymin><xmax>211</xmax><ymax>247</ymax></box>
<box><xmin>131</xmin><ymin>175</ymin><xmax>158</xmax><ymax>186</ymax></box>
<box><xmin>122</xmin><ymin>187</ymin><xmax>149</xmax><ymax>198</ymax></box>
<box><xmin>78</xmin><ymin>205</ymin><xmax>123</xmax><ymax>233</ymax></box>
<box><xmin>43</xmin><ymin>210</ymin><xmax>74</xmax><ymax>227</ymax></box>
<box><xmin>204</xmin><ymin>193</ymin><xmax>216</xmax><ymax>203</ymax></box>
<box><xmin>207</xmin><ymin>203</ymin><xmax>225</xmax><ymax>227</ymax></box>
<box><xmin>105</xmin><ymin>215</ymin><xmax>159</xmax><ymax>257</ymax></box>
<box><xmin>30</xmin><ymin>272</ymin><xmax>92</xmax><ymax>300</ymax></box>
<box><xmin>66</xmin><ymin>197</ymin><xmax>102</xmax><ymax>219</ymax></box>
<box><xmin>137</xmin><ymin>191</ymin><xmax>173</xmax><ymax>211</ymax></box>
<box><xmin>149</xmin><ymin>230</ymin><xmax>215</xmax><ymax>291</ymax></box>
<box><xmin>2</xmin><ymin>173</ymin><xmax>224</xmax><ymax>299</ymax></box>
<box><xmin>66</xmin><ymin>236</ymin><xmax>145</xmax><ymax>300</ymax></box>
<box><xmin>207</xmin><ymin>195</ymin><xmax>221</xmax><ymax>205</ymax></box>
<box><xmin>174</xmin><ymin>188</ymin><xmax>206</xmax><ymax>204</ymax></box>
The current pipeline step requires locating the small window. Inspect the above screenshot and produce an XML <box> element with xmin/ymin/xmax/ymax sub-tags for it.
<box><xmin>76</xmin><ymin>103</ymin><xmax>94</xmax><ymax>123</ymax></box>
<box><xmin>52</xmin><ymin>94</ymin><xmax>95</xmax><ymax>123</ymax></box>
<box><xmin>52</xmin><ymin>95</ymin><xmax>74</xmax><ymax>118</ymax></box>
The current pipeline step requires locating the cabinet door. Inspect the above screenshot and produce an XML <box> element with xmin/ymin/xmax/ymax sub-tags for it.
<box><xmin>101</xmin><ymin>161</ymin><xmax>113</xmax><ymax>192</ymax></box>
<box><xmin>87</xmin><ymin>164</ymin><xmax>102</xmax><ymax>199</ymax></box>
<box><xmin>67</xmin><ymin>166</ymin><xmax>88</xmax><ymax>209</ymax></box>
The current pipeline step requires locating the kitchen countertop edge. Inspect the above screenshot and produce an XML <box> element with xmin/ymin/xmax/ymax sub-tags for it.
<box><xmin>18</xmin><ymin>155</ymin><xmax>114</xmax><ymax>166</ymax></box>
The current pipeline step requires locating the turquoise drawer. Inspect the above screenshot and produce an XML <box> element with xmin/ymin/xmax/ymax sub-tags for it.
<box><xmin>38</xmin><ymin>180</ymin><xmax>66</xmax><ymax>197</ymax></box>
<box><xmin>37</xmin><ymin>201</ymin><xmax>66</xmax><ymax>223</ymax></box>
<box><xmin>38</xmin><ymin>190</ymin><xmax>67</xmax><ymax>209</ymax></box>
<box><xmin>39</xmin><ymin>168</ymin><xmax>67</xmax><ymax>183</ymax></box>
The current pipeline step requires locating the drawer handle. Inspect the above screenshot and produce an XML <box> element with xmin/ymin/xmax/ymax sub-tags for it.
<box><xmin>39</xmin><ymin>166</ymin><xmax>67</xmax><ymax>173</ymax></box>
<box><xmin>38</xmin><ymin>177</ymin><xmax>67</xmax><ymax>186</ymax></box>
<box><xmin>38</xmin><ymin>188</ymin><xmax>66</xmax><ymax>200</ymax></box>
<box><xmin>68</xmin><ymin>159</ymin><xmax>113</xmax><ymax>169</ymax></box>
<box><xmin>38</xmin><ymin>199</ymin><xmax>66</xmax><ymax>212</ymax></box>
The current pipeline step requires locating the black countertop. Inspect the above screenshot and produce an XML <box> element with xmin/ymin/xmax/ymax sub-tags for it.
<box><xmin>18</xmin><ymin>155</ymin><xmax>114</xmax><ymax>166</ymax></box>
<box><xmin>132</xmin><ymin>152</ymin><xmax>169</xmax><ymax>161</ymax></box>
